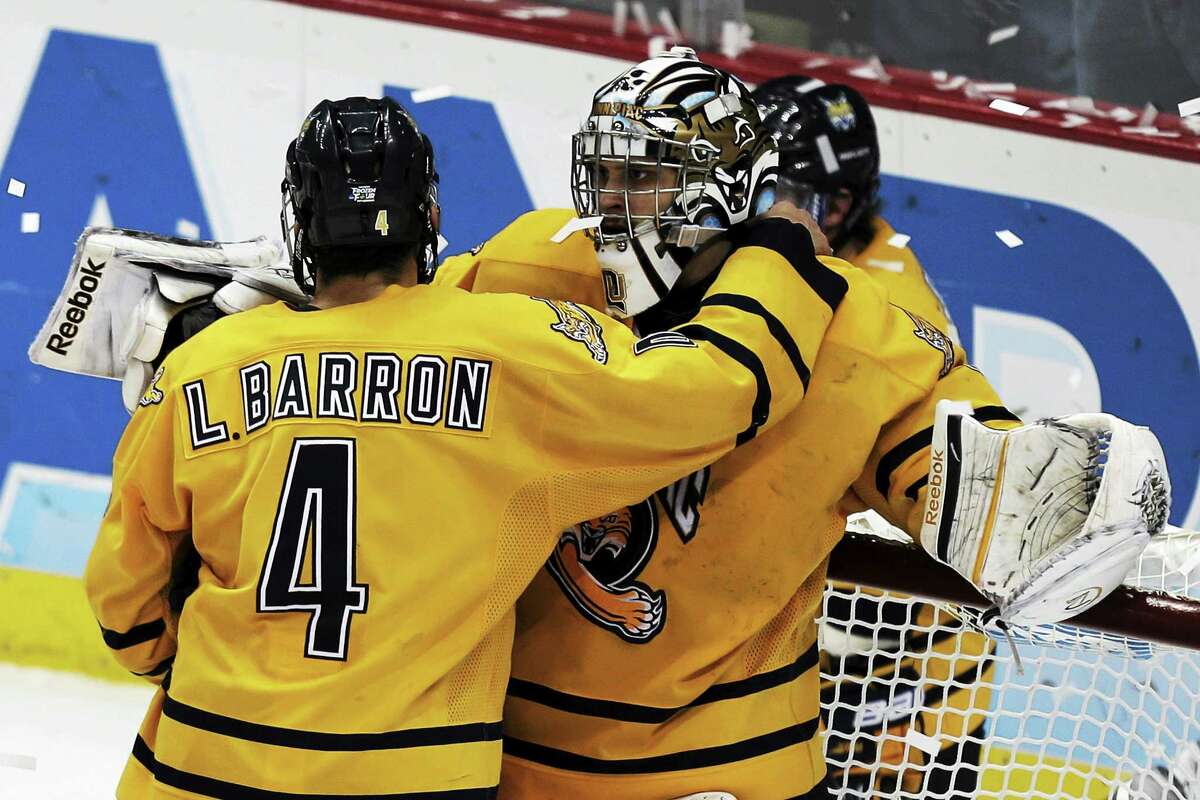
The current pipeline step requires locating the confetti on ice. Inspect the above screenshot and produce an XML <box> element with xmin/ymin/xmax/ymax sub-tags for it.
<box><xmin>905</xmin><ymin>727</ymin><xmax>942</xmax><ymax>756</ymax></box>
<box><xmin>20</xmin><ymin>212</ymin><xmax>39</xmax><ymax>234</ymax></box>
<box><xmin>987</xmin><ymin>25</ymin><xmax>1019</xmax><ymax>45</ymax></box>
<box><xmin>0</xmin><ymin>752</ymin><xmax>36</xmax><ymax>771</ymax></box>
<box><xmin>175</xmin><ymin>218</ymin><xmax>200</xmax><ymax>239</ymax></box>
<box><xmin>1060</xmin><ymin>113</ymin><xmax>1090</xmax><ymax>129</ymax></box>
<box><xmin>995</xmin><ymin>229</ymin><xmax>1023</xmax><ymax>248</ymax></box>
<box><xmin>1179</xmin><ymin>96</ymin><xmax>1200</xmax><ymax>118</ymax></box>
<box><xmin>550</xmin><ymin>216</ymin><xmax>603</xmax><ymax>244</ymax></box>
<box><xmin>410</xmin><ymin>85</ymin><xmax>453</xmax><ymax>104</ymax></box>
<box><xmin>6</xmin><ymin>178</ymin><xmax>25</xmax><ymax>198</ymax></box>
<box><xmin>989</xmin><ymin>98</ymin><xmax>1030</xmax><ymax>116</ymax></box>
<box><xmin>887</xmin><ymin>232</ymin><xmax>910</xmax><ymax>249</ymax></box>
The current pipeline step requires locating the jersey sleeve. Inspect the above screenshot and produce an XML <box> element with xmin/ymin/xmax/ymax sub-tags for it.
<box><xmin>847</xmin><ymin>302</ymin><xmax>1022</xmax><ymax>536</ymax></box>
<box><xmin>83</xmin><ymin>366</ymin><xmax>191</xmax><ymax>682</ymax></box>
<box><xmin>528</xmin><ymin>219</ymin><xmax>849</xmax><ymax>527</ymax></box>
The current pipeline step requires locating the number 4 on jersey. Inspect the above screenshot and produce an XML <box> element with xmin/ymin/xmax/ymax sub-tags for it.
<box><xmin>257</xmin><ymin>438</ymin><xmax>368</xmax><ymax>660</ymax></box>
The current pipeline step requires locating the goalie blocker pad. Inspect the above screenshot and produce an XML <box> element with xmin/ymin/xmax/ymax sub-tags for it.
<box><xmin>28</xmin><ymin>227</ymin><xmax>306</xmax><ymax>409</ymax></box>
<box><xmin>919</xmin><ymin>401</ymin><xmax>1170</xmax><ymax>626</ymax></box>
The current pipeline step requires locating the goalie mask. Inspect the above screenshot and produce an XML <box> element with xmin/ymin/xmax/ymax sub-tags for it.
<box><xmin>571</xmin><ymin>47</ymin><xmax>778</xmax><ymax>318</ymax></box>
<box><xmin>281</xmin><ymin>96</ymin><xmax>440</xmax><ymax>293</ymax></box>
<box><xmin>751</xmin><ymin>76</ymin><xmax>880</xmax><ymax>250</ymax></box>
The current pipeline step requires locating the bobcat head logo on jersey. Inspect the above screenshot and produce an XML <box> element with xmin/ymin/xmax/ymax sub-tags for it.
<box><xmin>821</xmin><ymin>92</ymin><xmax>857</xmax><ymax>133</ymax></box>
<box><xmin>903</xmin><ymin>309</ymin><xmax>955</xmax><ymax>378</ymax></box>
<box><xmin>546</xmin><ymin>498</ymin><xmax>665</xmax><ymax>643</ymax></box>
<box><xmin>138</xmin><ymin>366</ymin><xmax>165</xmax><ymax>408</ymax></box>
<box><xmin>534</xmin><ymin>297</ymin><xmax>608</xmax><ymax>364</ymax></box>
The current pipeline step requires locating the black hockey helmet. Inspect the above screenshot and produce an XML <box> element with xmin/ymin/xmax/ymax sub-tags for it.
<box><xmin>281</xmin><ymin>96</ymin><xmax>439</xmax><ymax>292</ymax></box>
<box><xmin>751</xmin><ymin>76</ymin><xmax>880</xmax><ymax>243</ymax></box>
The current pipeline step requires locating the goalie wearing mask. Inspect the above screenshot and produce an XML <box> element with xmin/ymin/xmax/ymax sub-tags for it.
<box><xmin>30</xmin><ymin>52</ymin><xmax>1171</xmax><ymax>800</ymax></box>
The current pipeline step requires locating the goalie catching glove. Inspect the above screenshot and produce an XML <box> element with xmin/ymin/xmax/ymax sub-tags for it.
<box><xmin>28</xmin><ymin>227</ymin><xmax>307</xmax><ymax>412</ymax></box>
<box><xmin>920</xmin><ymin>400</ymin><xmax>1170</xmax><ymax>627</ymax></box>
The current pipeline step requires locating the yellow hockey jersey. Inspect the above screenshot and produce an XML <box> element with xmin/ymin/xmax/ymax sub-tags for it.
<box><xmin>434</xmin><ymin>209</ymin><xmax>1018</xmax><ymax>799</ymax></box>
<box><xmin>84</xmin><ymin>225</ymin><xmax>836</xmax><ymax>799</ymax></box>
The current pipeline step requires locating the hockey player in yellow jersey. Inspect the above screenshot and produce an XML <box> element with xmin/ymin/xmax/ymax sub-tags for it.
<box><xmin>432</xmin><ymin>52</ymin><xmax>1169</xmax><ymax>799</ymax></box>
<box><xmin>78</xmin><ymin>96</ymin><xmax>842</xmax><ymax>799</ymax></box>
<box><xmin>753</xmin><ymin>75</ymin><xmax>996</xmax><ymax>798</ymax></box>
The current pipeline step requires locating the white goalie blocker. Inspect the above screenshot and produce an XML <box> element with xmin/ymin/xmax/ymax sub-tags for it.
<box><xmin>921</xmin><ymin>400</ymin><xmax>1171</xmax><ymax>627</ymax></box>
<box><xmin>28</xmin><ymin>227</ymin><xmax>307</xmax><ymax>412</ymax></box>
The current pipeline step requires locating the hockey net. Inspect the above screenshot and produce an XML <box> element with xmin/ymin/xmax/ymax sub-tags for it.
<box><xmin>819</xmin><ymin>515</ymin><xmax>1200</xmax><ymax>800</ymax></box>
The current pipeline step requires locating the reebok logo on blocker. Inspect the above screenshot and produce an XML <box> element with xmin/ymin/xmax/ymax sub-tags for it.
<box><xmin>45</xmin><ymin>256</ymin><xmax>106</xmax><ymax>356</ymax></box>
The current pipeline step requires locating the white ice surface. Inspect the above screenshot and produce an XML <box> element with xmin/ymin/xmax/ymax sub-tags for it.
<box><xmin>0</xmin><ymin>663</ymin><xmax>154</xmax><ymax>800</ymax></box>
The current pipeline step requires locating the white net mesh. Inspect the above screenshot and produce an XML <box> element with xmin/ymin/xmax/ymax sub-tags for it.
<box><xmin>818</xmin><ymin>515</ymin><xmax>1200</xmax><ymax>800</ymax></box>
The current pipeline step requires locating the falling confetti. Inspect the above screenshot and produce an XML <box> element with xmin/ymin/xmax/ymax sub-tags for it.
<box><xmin>656</xmin><ymin>8</ymin><xmax>681</xmax><ymax>40</ymax></box>
<box><xmin>550</xmin><ymin>216</ymin><xmax>603</xmax><ymax>244</ymax></box>
<box><xmin>1060</xmin><ymin>113</ymin><xmax>1091</xmax><ymax>129</ymax></box>
<box><xmin>989</xmin><ymin>98</ymin><xmax>1030</xmax><ymax>116</ymax></box>
<box><xmin>865</xmin><ymin>258</ymin><xmax>904</xmax><ymax>273</ymax></box>
<box><xmin>410</xmin><ymin>85</ymin><xmax>453</xmax><ymax>104</ymax></box>
<box><xmin>20</xmin><ymin>212</ymin><xmax>39</xmax><ymax>234</ymax></box>
<box><xmin>629</xmin><ymin>1</ymin><xmax>651</xmax><ymax>35</ymax></box>
<box><xmin>612</xmin><ymin>0</ymin><xmax>627</xmax><ymax>37</ymax></box>
<box><xmin>6</xmin><ymin>178</ymin><xmax>25</xmax><ymax>198</ymax></box>
<box><xmin>987</xmin><ymin>25</ymin><xmax>1020</xmax><ymax>45</ymax></box>
<box><xmin>887</xmin><ymin>232</ymin><xmax>911</xmax><ymax>249</ymax></box>
<box><xmin>995</xmin><ymin>230</ymin><xmax>1023</xmax><ymax>249</ymax></box>
<box><xmin>1137</xmin><ymin>103</ymin><xmax>1158</xmax><ymax>127</ymax></box>
<box><xmin>436</xmin><ymin>233</ymin><xmax>449</xmax><ymax>254</ymax></box>
<box><xmin>1178</xmin><ymin>97</ymin><xmax>1200</xmax><ymax>118</ymax></box>
<box><xmin>175</xmin><ymin>218</ymin><xmax>200</xmax><ymax>239</ymax></box>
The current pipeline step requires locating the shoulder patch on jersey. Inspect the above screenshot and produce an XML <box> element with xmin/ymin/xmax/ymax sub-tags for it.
<box><xmin>633</xmin><ymin>330</ymin><xmax>697</xmax><ymax>355</ymax></box>
<box><xmin>903</xmin><ymin>309</ymin><xmax>955</xmax><ymax>378</ymax></box>
<box><xmin>138</xmin><ymin>366</ymin><xmax>166</xmax><ymax>408</ymax></box>
<box><xmin>534</xmin><ymin>297</ymin><xmax>608</xmax><ymax>364</ymax></box>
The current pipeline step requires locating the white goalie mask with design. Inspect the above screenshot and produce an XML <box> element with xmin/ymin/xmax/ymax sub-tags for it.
<box><xmin>570</xmin><ymin>47</ymin><xmax>779</xmax><ymax>318</ymax></box>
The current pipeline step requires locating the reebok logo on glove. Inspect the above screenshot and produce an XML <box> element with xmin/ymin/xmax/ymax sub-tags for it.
<box><xmin>45</xmin><ymin>257</ymin><xmax>106</xmax><ymax>357</ymax></box>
